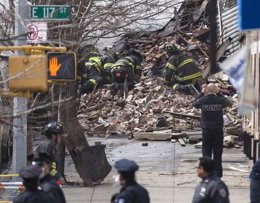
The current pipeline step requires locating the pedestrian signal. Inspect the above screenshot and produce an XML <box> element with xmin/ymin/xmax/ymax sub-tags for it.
<box><xmin>47</xmin><ymin>52</ymin><xmax>76</xmax><ymax>81</ymax></box>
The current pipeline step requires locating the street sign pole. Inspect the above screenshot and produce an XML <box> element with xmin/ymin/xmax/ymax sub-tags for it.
<box><xmin>13</xmin><ymin>0</ymin><xmax>28</xmax><ymax>174</ymax></box>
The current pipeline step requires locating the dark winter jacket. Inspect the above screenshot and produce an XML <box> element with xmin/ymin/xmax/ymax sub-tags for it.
<box><xmin>192</xmin><ymin>174</ymin><xmax>230</xmax><ymax>203</ymax></box>
<box><xmin>113</xmin><ymin>180</ymin><xmax>150</xmax><ymax>203</ymax></box>
<box><xmin>192</xmin><ymin>93</ymin><xmax>230</xmax><ymax>129</ymax></box>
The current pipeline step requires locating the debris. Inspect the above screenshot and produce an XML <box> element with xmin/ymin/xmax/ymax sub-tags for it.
<box><xmin>77</xmin><ymin>0</ymin><xmax>242</xmax><ymax>150</ymax></box>
<box><xmin>223</xmin><ymin>135</ymin><xmax>235</xmax><ymax>148</ymax></box>
<box><xmin>95</xmin><ymin>141</ymin><xmax>102</xmax><ymax>145</ymax></box>
<box><xmin>133</xmin><ymin>132</ymin><xmax>173</xmax><ymax>141</ymax></box>
<box><xmin>142</xmin><ymin>142</ymin><xmax>148</xmax><ymax>147</ymax></box>
<box><xmin>178</xmin><ymin>138</ymin><xmax>186</xmax><ymax>147</ymax></box>
<box><xmin>171</xmin><ymin>139</ymin><xmax>177</xmax><ymax>143</ymax></box>
<box><xmin>156</xmin><ymin>117</ymin><xmax>167</xmax><ymax>128</ymax></box>
<box><xmin>229</xmin><ymin>166</ymin><xmax>249</xmax><ymax>173</ymax></box>
<box><xmin>194</xmin><ymin>141</ymin><xmax>202</xmax><ymax>148</ymax></box>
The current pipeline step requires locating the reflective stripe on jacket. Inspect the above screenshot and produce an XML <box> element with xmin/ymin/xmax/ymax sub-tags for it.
<box><xmin>86</xmin><ymin>57</ymin><xmax>102</xmax><ymax>73</ymax></box>
<box><xmin>112</xmin><ymin>57</ymin><xmax>135</xmax><ymax>72</ymax></box>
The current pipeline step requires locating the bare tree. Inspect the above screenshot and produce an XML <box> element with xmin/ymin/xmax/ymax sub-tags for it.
<box><xmin>0</xmin><ymin>0</ymin><xmax>179</xmax><ymax>184</ymax></box>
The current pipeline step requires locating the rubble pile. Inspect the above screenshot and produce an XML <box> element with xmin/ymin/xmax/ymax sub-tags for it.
<box><xmin>77</xmin><ymin>35</ymin><xmax>242</xmax><ymax>147</ymax></box>
<box><xmin>78</xmin><ymin>76</ymin><xmax>200</xmax><ymax>135</ymax></box>
<box><xmin>77</xmin><ymin>0</ymin><xmax>243</xmax><ymax>147</ymax></box>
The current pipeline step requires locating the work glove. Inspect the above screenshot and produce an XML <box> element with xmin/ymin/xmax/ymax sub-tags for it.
<box><xmin>175</xmin><ymin>84</ymin><xmax>191</xmax><ymax>94</ymax></box>
<box><xmin>81</xmin><ymin>80</ymin><xmax>95</xmax><ymax>93</ymax></box>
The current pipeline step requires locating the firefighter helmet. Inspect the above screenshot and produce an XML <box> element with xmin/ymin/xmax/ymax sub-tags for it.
<box><xmin>41</xmin><ymin>121</ymin><xmax>64</xmax><ymax>135</ymax></box>
<box><xmin>164</xmin><ymin>43</ymin><xmax>179</xmax><ymax>54</ymax></box>
<box><xmin>127</xmin><ymin>50</ymin><xmax>143</xmax><ymax>66</ymax></box>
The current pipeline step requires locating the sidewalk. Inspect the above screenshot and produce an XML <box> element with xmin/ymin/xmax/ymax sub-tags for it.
<box><xmin>63</xmin><ymin>138</ymin><xmax>250</xmax><ymax>203</ymax></box>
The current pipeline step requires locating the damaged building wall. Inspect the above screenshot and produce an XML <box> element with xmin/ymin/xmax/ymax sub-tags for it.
<box><xmin>244</xmin><ymin>31</ymin><xmax>260</xmax><ymax>162</ymax></box>
<box><xmin>217</xmin><ymin>1</ymin><xmax>240</xmax><ymax>56</ymax></box>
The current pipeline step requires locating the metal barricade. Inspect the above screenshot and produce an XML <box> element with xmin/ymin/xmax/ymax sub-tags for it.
<box><xmin>0</xmin><ymin>174</ymin><xmax>23</xmax><ymax>203</ymax></box>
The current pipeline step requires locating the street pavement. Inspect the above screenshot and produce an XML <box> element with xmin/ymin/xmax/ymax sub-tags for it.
<box><xmin>63</xmin><ymin>137</ymin><xmax>250</xmax><ymax>203</ymax></box>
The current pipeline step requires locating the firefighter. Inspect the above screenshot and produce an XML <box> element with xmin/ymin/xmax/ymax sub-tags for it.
<box><xmin>35</xmin><ymin>121</ymin><xmax>64</xmax><ymax>185</ymax></box>
<box><xmin>110</xmin><ymin>50</ymin><xmax>143</xmax><ymax>92</ymax></box>
<box><xmin>80</xmin><ymin>52</ymin><xmax>118</xmax><ymax>93</ymax></box>
<box><xmin>164</xmin><ymin>43</ymin><xmax>202</xmax><ymax>93</ymax></box>
<box><xmin>13</xmin><ymin>165</ymin><xmax>55</xmax><ymax>203</ymax></box>
<box><xmin>102</xmin><ymin>52</ymin><xmax>120</xmax><ymax>82</ymax></box>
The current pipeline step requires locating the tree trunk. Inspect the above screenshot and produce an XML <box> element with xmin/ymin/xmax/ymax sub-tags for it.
<box><xmin>60</xmin><ymin>82</ymin><xmax>111</xmax><ymax>185</ymax></box>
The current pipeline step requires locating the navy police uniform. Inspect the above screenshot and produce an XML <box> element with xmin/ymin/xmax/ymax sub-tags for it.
<box><xmin>13</xmin><ymin>165</ymin><xmax>55</xmax><ymax>203</ymax></box>
<box><xmin>192</xmin><ymin>174</ymin><xmax>230</xmax><ymax>203</ymax></box>
<box><xmin>36</xmin><ymin>153</ymin><xmax>67</xmax><ymax>203</ymax></box>
<box><xmin>112</xmin><ymin>159</ymin><xmax>150</xmax><ymax>203</ymax></box>
<box><xmin>193</xmin><ymin>93</ymin><xmax>230</xmax><ymax>177</ymax></box>
<box><xmin>40</xmin><ymin>174</ymin><xmax>67</xmax><ymax>203</ymax></box>
<box><xmin>250</xmin><ymin>158</ymin><xmax>260</xmax><ymax>203</ymax></box>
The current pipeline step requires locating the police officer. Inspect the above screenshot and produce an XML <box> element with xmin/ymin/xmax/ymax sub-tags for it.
<box><xmin>35</xmin><ymin>121</ymin><xmax>64</xmax><ymax>184</ymax></box>
<box><xmin>192</xmin><ymin>83</ymin><xmax>231</xmax><ymax>177</ymax></box>
<box><xmin>192</xmin><ymin>156</ymin><xmax>230</xmax><ymax>203</ymax></box>
<box><xmin>36</xmin><ymin>153</ymin><xmax>67</xmax><ymax>203</ymax></box>
<box><xmin>13</xmin><ymin>165</ymin><xmax>55</xmax><ymax>203</ymax></box>
<box><xmin>111</xmin><ymin>50</ymin><xmax>143</xmax><ymax>92</ymax></box>
<box><xmin>250</xmin><ymin>158</ymin><xmax>260</xmax><ymax>203</ymax></box>
<box><xmin>164</xmin><ymin>43</ymin><xmax>202</xmax><ymax>93</ymax></box>
<box><xmin>111</xmin><ymin>159</ymin><xmax>150</xmax><ymax>203</ymax></box>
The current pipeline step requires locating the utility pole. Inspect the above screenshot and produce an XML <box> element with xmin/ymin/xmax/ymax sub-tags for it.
<box><xmin>12</xmin><ymin>0</ymin><xmax>28</xmax><ymax>173</ymax></box>
<box><xmin>209</xmin><ymin>0</ymin><xmax>218</xmax><ymax>74</ymax></box>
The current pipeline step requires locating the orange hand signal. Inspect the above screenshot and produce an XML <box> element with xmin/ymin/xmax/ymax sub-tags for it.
<box><xmin>49</xmin><ymin>57</ymin><xmax>61</xmax><ymax>76</ymax></box>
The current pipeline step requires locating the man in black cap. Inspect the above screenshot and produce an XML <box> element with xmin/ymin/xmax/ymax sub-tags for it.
<box><xmin>13</xmin><ymin>165</ymin><xmax>55</xmax><ymax>203</ymax></box>
<box><xmin>35</xmin><ymin>153</ymin><xmax>67</xmax><ymax>203</ymax></box>
<box><xmin>111</xmin><ymin>158</ymin><xmax>150</xmax><ymax>203</ymax></box>
<box><xmin>35</xmin><ymin>121</ymin><xmax>64</xmax><ymax>185</ymax></box>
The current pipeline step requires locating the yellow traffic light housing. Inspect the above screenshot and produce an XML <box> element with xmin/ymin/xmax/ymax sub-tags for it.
<box><xmin>9</xmin><ymin>55</ymin><xmax>48</xmax><ymax>92</ymax></box>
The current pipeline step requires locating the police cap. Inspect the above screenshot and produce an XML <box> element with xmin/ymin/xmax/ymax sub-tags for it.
<box><xmin>115</xmin><ymin>159</ymin><xmax>139</xmax><ymax>173</ymax></box>
<box><xmin>19</xmin><ymin>165</ymin><xmax>42</xmax><ymax>179</ymax></box>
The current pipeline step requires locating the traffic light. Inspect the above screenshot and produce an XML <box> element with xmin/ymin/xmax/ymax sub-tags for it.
<box><xmin>9</xmin><ymin>55</ymin><xmax>48</xmax><ymax>92</ymax></box>
<box><xmin>47</xmin><ymin>52</ymin><xmax>76</xmax><ymax>81</ymax></box>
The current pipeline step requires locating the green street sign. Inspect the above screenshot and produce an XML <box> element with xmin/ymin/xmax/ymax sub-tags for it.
<box><xmin>29</xmin><ymin>5</ymin><xmax>71</xmax><ymax>20</ymax></box>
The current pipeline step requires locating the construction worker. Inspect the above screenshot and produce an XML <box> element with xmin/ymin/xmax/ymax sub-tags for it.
<box><xmin>34</xmin><ymin>153</ymin><xmax>67</xmax><ymax>203</ymax></box>
<box><xmin>111</xmin><ymin>159</ymin><xmax>150</xmax><ymax>203</ymax></box>
<box><xmin>192</xmin><ymin>156</ymin><xmax>230</xmax><ymax>203</ymax></box>
<box><xmin>13</xmin><ymin>165</ymin><xmax>55</xmax><ymax>203</ymax></box>
<box><xmin>35</xmin><ymin>121</ymin><xmax>64</xmax><ymax>185</ymax></box>
<box><xmin>110</xmin><ymin>50</ymin><xmax>143</xmax><ymax>92</ymax></box>
<box><xmin>164</xmin><ymin>43</ymin><xmax>202</xmax><ymax>93</ymax></box>
<box><xmin>80</xmin><ymin>53</ymin><xmax>117</xmax><ymax>93</ymax></box>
